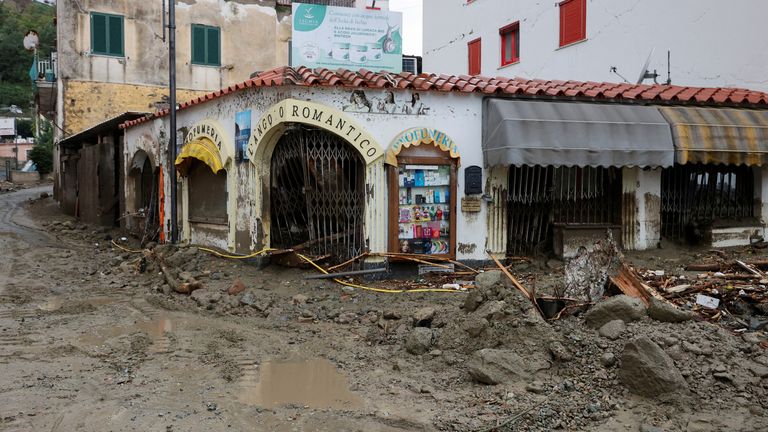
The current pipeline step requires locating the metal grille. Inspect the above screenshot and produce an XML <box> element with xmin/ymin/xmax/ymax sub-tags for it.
<box><xmin>270</xmin><ymin>126</ymin><xmax>365</xmax><ymax>262</ymax></box>
<box><xmin>507</xmin><ymin>165</ymin><xmax>621</xmax><ymax>255</ymax></box>
<box><xmin>661</xmin><ymin>164</ymin><xmax>755</xmax><ymax>242</ymax></box>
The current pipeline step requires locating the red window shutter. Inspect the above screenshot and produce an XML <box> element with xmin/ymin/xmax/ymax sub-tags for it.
<box><xmin>559</xmin><ymin>0</ymin><xmax>586</xmax><ymax>47</ymax></box>
<box><xmin>468</xmin><ymin>38</ymin><xmax>481</xmax><ymax>75</ymax></box>
<box><xmin>499</xmin><ymin>22</ymin><xmax>519</xmax><ymax>66</ymax></box>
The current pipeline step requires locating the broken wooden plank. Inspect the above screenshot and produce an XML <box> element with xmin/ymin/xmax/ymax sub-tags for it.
<box><xmin>735</xmin><ymin>260</ymin><xmax>764</xmax><ymax>277</ymax></box>
<box><xmin>487</xmin><ymin>251</ymin><xmax>545</xmax><ymax>319</ymax></box>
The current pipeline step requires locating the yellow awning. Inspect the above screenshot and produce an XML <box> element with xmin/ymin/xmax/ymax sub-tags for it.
<box><xmin>659</xmin><ymin>106</ymin><xmax>768</xmax><ymax>166</ymax></box>
<box><xmin>174</xmin><ymin>137</ymin><xmax>224</xmax><ymax>175</ymax></box>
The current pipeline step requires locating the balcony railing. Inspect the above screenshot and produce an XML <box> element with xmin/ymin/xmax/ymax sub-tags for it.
<box><xmin>36</xmin><ymin>53</ymin><xmax>57</xmax><ymax>82</ymax></box>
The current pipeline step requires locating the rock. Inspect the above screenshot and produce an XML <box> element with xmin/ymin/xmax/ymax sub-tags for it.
<box><xmin>405</xmin><ymin>327</ymin><xmax>433</xmax><ymax>355</ymax></box>
<box><xmin>619</xmin><ymin>337</ymin><xmax>686</xmax><ymax>397</ymax></box>
<box><xmin>336</xmin><ymin>312</ymin><xmax>357</xmax><ymax>324</ymax></box>
<box><xmin>413</xmin><ymin>307</ymin><xmax>436</xmax><ymax>327</ymax></box>
<box><xmin>174</xmin><ymin>280</ymin><xmax>202</xmax><ymax>294</ymax></box>
<box><xmin>598</xmin><ymin>319</ymin><xmax>626</xmax><ymax>340</ymax></box>
<box><xmin>584</xmin><ymin>295</ymin><xmax>646</xmax><ymax>328</ymax></box>
<box><xmin>227</xmin><ymin>279</ymin><xmax>246</xmax><ymax>296</ymax></box>
<box><xmin>240</xmin><ymin>290</ymin><xmax>258</xmax><ymax>307</ymax></box>
<box><xmin>475</xmin><ymin>271</ymin><xmax>503</xmax><ymax>289</ymax></box>
<box><xmin>462</xmin><ymin>316</ymin><xmax>489</xmax><ymax>337</ymax></box>
<box><xmin>639</xmin><ymin>424</ymin><xmax>662</xmax><ymax>432</ymax></box>
<box><xmin>292</xmin><ymin>294</ymin><xmax>308</xmax><ymax>304</ymax></box>
<box><xmin>747</xmin><ymin>362</ymin><xmax>768</xmax><ymax>378</ymax></box>
<box><xmin>548</xmin><ymin>341</ymin><xmax>574</xmax><ymax>362</ymax></box>
<box><xmin>467</xmin><ymin>349</ymin><xmax>550</xmax><ymax>385</ymax></box>
<box><xmin>600</xmin><ymin>352</ymin><xmax>617</xmax><ymax>367</ymax></box>
<box><xmin>463</xmin><ymin>289</ymin><xmax>485</xmax><ymax>312</ymax></box>
<box><xmin>190</xmin><ymin>289</ymin><xmax>221</xmax><ymax>307</ymax></box>
<box><xmin>383</xmin><ymin>310</ymin><xmax>401</xmax><ymax>320</ymax></box>
<box><xmin>474</xmin><ymin>300</ymin><xmax>507</xmax><ymax>321</ymax></box>
<box><xmin>525</xmin><ymin>381</ymin><xmax>546</xmax><ymax>394</ymax></box>
<box><xmin>647</xmin><ymin>297</ymin><xmax>693</xmax><ymax>323</ymax></box>
<box><xmin>742</xmin><ymin>332</ymin><xmax>765</xmax><ymax>344</ymax></box>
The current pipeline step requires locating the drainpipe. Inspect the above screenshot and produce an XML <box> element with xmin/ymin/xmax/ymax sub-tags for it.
<box><xmin>168</xmin><ymin>0</ymin><xmax>178</xmax><ymax>243</ymax></box>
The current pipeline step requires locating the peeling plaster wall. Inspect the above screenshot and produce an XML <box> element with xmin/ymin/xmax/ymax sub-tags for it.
<box><xmin>124</xmin><ymin>86</ymin><xmax>488</xmax><ymax>261</ymax></box>
<box><xmin>63</xmin><ymin>81</ymin><xmax>204</xmax><ymax>134</ymax></box>
<box><xmin>57</xmin><ymin>0</ymin><xmax>286</xmax><ymax>90</ymax></box>
<box><xmin>424</xmin><ymin>0</ymin><xmax>768</xmax><ymax>91</ymax></box>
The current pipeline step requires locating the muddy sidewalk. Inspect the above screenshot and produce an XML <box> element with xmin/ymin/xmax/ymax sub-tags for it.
<box><xmin>1</xmin><ymin>190</ymin><xmax>767</xmax><ymax>431</ymax></box>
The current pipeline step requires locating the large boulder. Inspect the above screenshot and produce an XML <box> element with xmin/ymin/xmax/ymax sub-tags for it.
<box><xmin>475</xmin><ymin>271</ymin><xmax>504</xmax><ymax>290</ymax></box>
<box><xmin>647</xmin><ymin>297</ymin><xmax>693</xmax><ymax>323</ymax></box>
<box><xmin>467</xmin><ymin>348</ymin><xmax>550</xmax><ymax>385</ymax></box>
<box><xmin>473</xmin><ymin>300</ymin><xmax>507</xmax><ymax>321</ymax></box>
<box><xmin>619</xmin><ymin>337</ymin><xmax>686</xmax><ymax>397</ymax></box>
<box><xmin>405</xmin><ymin>327</ymin><xmax>433</xmax><ymax>355</ymax></box>
<box><xmin>584</xmin><ymin>295</ymin><xmax>646</xmax><ymax>328</ymax></box>
<box><xmin>463</xmin><ymin>289</ymin><xmax>485</xmax><ymax>312</ymax></box>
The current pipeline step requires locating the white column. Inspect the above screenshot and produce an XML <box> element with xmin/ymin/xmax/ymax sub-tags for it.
<box><xmin>485</xmin><ymin>165</ymin><xmax>509</xmax><ymax>256</ymax></box>
<box><xmin>622</xmin><ymin>167</ymin><xmax>662</xmax><ymax>250</ymax></box>
<box><xmin>365</xmin><ymin>159</ymin><xmax>387</xmax><ymax>256</ymax></box>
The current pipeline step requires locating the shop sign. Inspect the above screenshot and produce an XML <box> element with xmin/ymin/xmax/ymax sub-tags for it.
<box><xmin>248</xmin><ymin>99</ymin><xmax>384</xmax><ymax>165</ymax></box>
<box><xmin>185</xmin><ymin>120</ymin><xmax>225</xmax><ymax>150</ymax></box>
<box><xmin>291</xmin><ymin>3</ymin><xmax>403</xmax><ymax>73</ymax></box>
<box><xmin>386</xmin><ymin>128</ymin><xmax>460</xmax><ymax>166</ymax></box>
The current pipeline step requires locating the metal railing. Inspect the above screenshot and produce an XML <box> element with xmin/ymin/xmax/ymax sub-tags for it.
<box><xmin>36</xmin><ymin>54</ymin><xmax>57</xmax><ymax>82</ymax></box>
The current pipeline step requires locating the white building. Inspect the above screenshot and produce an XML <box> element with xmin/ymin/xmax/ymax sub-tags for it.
<box><xmin>423</xmin><ymin>0</ymin><xmax>768</xmax><ymax>91</ymax></box>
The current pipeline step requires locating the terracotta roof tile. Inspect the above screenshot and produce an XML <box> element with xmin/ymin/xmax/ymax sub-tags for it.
<box><xmin>120</xmin><ymin>66</ymin><xmax>768</xmax><ymax>129</ymax></box>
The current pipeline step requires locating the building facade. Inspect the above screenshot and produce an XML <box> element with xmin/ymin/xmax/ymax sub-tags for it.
<box><xmin>121</xmin><ymin>67</ymin><xmax>768</xmax><ymax>263</ymax></box>
<box><xmin>423</xmin><ymin>0</ymin><xmax>768</xmax><ymax>92</ymax></box>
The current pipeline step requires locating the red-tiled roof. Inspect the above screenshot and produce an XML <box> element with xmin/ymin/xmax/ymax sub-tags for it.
<box><xmin>120</xmin><ymin>66</ymin><xmax>768</xmax><ymax>129</ymax></box>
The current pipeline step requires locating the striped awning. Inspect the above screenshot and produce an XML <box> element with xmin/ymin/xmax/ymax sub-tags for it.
<box><xmin>659</xmin><ymin>106</ymin><xmax>768</xmax><ymax>166</ymax></box>
<box><xmin>174</xmin><ymin>138</ymin><xmax>224</xmax><ymax>175</ymax></box>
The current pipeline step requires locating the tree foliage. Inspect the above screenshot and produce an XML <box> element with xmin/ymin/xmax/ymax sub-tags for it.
<box><xmin>29</xmin><ymin>119</ymin><xmax>53</xmax><ymax>174</ymax></box>
<box><xmin>0</xmin><ymin>1</ymin><xmax>55</xmax><ymax>112</ymax></box>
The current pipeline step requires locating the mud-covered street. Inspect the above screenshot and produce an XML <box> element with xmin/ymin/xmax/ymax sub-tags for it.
<box><xmin>1</xmin><ymin>187</ymin><xmax>768</xmax><ymax>432</ymax></box>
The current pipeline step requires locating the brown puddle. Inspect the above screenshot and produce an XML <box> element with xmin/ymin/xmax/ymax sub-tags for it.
<box><xmin>240</xmin><ymin>358</ymin><xmax>363</xmax><ymax>410</ymax></box>
<box><xmin>77</xmin><ymin>316</ymin><xmax>174</xmax><ymax>353</ymax></box>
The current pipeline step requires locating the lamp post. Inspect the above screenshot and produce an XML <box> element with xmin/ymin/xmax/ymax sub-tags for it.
<box><xmin>168</xmin><ymin>0</ymin><xmax>178</xmax><ymax>243</ymax></box>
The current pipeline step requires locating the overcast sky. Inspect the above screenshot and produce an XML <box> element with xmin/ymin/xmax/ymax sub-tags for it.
<box><xmin>389</xmin><ymin>0</ymin><xmax>423</xmax><ymax>56</ymax></box>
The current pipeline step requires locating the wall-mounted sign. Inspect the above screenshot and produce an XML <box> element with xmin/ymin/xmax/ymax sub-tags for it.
<box><xmin>0</xmin><ymin>118</ymin><xmax>16</xmax><ymax>136</ymax></box>
<box><xmin>235</xmin><ymin>110</ymin><xmax>251</xmax><ymax>162</ymax></box>
<box><xmin>291</xmin><ymin>3</ymin><xmax>403</xmax><ymax>73</ymax></box>
<box><xmin>461</xmin><ymin>196</ymin><xmax>482</xmax><ymax>213</ymax></box>
<box><xmin>247</xmin><ymin>98</ymin><xmax>384</xmax><ymax>165</ymax></box>
<box><xmin>386</xmin><ymin>128</ymin><xmax>460</xmax><ymax>166</ymax></box>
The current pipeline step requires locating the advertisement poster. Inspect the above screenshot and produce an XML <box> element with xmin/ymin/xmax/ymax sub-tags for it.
<box><xmin>291</xmin><ymin>3</ymin><xmax>403</xmax><ymax>73</ymax></box>
<box><xmin>235</xmin><ymin>110</ymin><xmax>251</xmax><ymax>161</ymax></box>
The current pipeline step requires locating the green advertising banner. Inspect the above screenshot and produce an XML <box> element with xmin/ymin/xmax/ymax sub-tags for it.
<box><xmin>291</xmin><ymin>3</ymin><xmax>403</xmax><ymax>73</ymax></box>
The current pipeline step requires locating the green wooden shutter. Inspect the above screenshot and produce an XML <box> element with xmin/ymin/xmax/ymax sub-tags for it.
<box><xmin>192</xmin><ymin>25</ymin><xmax>207</xmax><ymax>64</ymax></box>
<box><xmin>91</xmin><ymin>14</ymin><xmax>107</xmax><ymax>54</ymax></box>
<box><xmin>207</xmin><ymin>27</ymin><xmax>220</xmax><ymax>66</ymax></box>
<box><xmin>108</xmin><ymin>15</ymin><xmax>124</xmax><ymax>56</ymax></box>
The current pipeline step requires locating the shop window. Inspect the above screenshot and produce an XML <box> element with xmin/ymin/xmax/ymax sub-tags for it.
<box><xmin>187</xmin><ymin>160</ymin><xmax>227</xmax><ymax>224</ymax></box>
<box><xmin>661</xmin><ymin>164</ymin><xmax>755</xmax><ymax>244</ymax></box>
<box><xmin>191</xmin><ymin>24</ymin><xmax>221</xmax><ymax>66</ymax></box>
<box><xmin>468</xmin><ymin>38</ymin><xmax>481</xmax><ymax>75</ymax></box>
<box><xmin>388</xmin><ymin>144</ymin><xmax>458</xmax><ymax>258</ymax></box>
<box><xmin>507</xmin><ymin>165</ymin><xmax>621</xmax><ymax>255</ymax></box>
<box><xmin>500</xmin><ymin>22</ymin><xmax>520</xmax><ymax>66</ymax></box>
<box><xmin>90</xmin><ymin>12</ymin><xmax>124</xmax><ymax>57</ymax></box>
<box><xmin>559</xmin><ymin>0</ymin><xmax>586</xmax><ymax>47</ymax></box>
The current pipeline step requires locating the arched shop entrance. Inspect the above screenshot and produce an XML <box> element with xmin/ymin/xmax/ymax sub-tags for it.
<box><xmin>128</xmin><ymin>149</ymin><xmax>160</xmax><ymax>242</ymax></box>
<box><xmin>247</xmin><ymin>98</ymin><xmax>385</xmax><ymax>261</ymax></box>
<box><xmin>270</xmin><ymin>126</ymin><xmax>366</xmax><ymax>261</ymax></box>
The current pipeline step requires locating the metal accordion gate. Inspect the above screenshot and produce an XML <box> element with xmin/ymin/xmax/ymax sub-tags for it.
<box><xmin>270</xmin><ymin>126</ymin><xmax>366</xmax><ymax>263</ymax></box>
<box><xmin>506</xmin><ymin>165</ymin><xmax>621</xmax><ymax>255</ymax></box>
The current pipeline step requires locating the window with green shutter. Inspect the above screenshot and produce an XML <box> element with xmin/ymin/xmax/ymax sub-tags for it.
<box><xmin>191</xmin><ymin>24</ymin><xmax>221</xmax><ymax>66</ymax></box>
<box><xmin>90</xmin><ymin>12</ymin><xmax>124</xmax><ymax>57</ymax></box>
